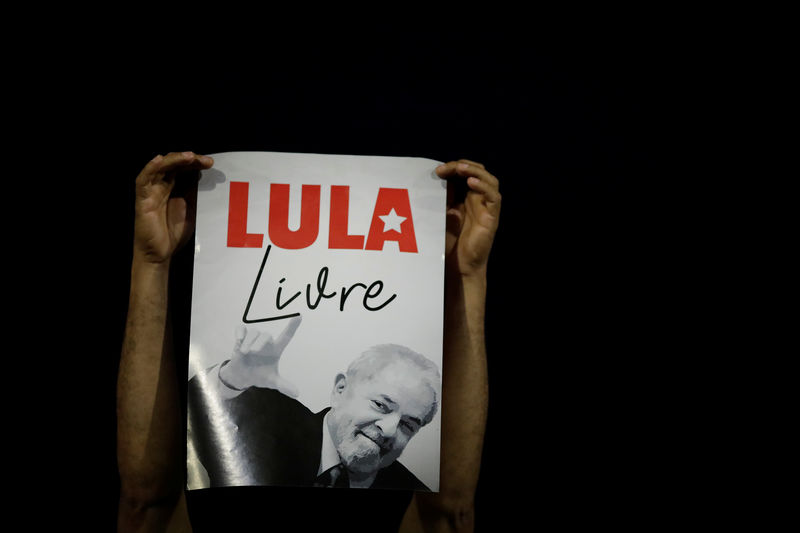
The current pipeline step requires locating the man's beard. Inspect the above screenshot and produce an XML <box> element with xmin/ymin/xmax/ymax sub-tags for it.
<box><xmin>338</xmin><ymin>428</ymin><xmax>388</xmax><ymax>473</ymax></box>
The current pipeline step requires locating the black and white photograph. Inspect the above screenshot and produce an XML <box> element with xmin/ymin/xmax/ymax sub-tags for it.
<box><xmin>186</xmin><ymin>152</ymin><xmax>447</xmax><ymax>493</ymax></box>
<box><xmin>188</xmin><ymin>318</ymin><xmax>441</xmax><ymax>491</ymax></box>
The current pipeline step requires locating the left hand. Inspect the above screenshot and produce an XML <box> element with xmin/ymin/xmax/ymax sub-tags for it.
<box><xmin>436</xmin><ymin>160</ymin><xmax>501</xmax><ymax>278</ymax></box>
<box><xmin>220</xmin><ymin>317</ymin><xmax>302</xmax><ymax>397</ymax></box>
<box><xmin>133</xmin><ymin>151</ymin><xmax>214</xmax><ymax>264</ymax></box>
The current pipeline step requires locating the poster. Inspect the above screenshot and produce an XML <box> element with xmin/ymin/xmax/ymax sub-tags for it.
<box><xmin>186</xmin><ymin>152</ymin><xmax>446</xmax><ymax>492</ymax></box>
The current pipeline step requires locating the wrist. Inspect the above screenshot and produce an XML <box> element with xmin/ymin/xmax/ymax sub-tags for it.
<box><xmin>446</xmin><ymin>266</ymin><xmax>488</xmax><ymax>290</ymax></box>
<box><xmin>459</xmin><ymin>268</ymin><xmax>488</xmax><ymax>286</ymax></box>
<box><xmin>219</xmin><ymin>359</ymin><xmax>250</xmax><ymax>391</ymax></box>
<box><xmin>445</xmin><ymin>267</ymin><xmax>487</xmax><ymax>329</ymax></box>
<box><xmin>132</xmin><ymin>250</ymin><xmax>172</xmax><ymax>270</ymax></box>
<box><xmin>129</xmin><ymin>255</ymin><xmax>171</xmax><ymax>295</ymax></box>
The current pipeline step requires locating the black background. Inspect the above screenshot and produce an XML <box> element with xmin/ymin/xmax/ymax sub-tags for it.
<box><xmin>44</xmin><ymin>22</ymin><xmax>681</xmax><ymax>530</ymax></box>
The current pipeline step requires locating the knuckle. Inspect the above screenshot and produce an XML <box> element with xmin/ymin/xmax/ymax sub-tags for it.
<box><xmin>163</xmin><ymin>152</ymin><xmax>191</xmax><ymax>165</ymax></box>
<box><xmin>458</xmin><ymin>159</ymin><xmax>485</xmax><ymax>169</ymax></box>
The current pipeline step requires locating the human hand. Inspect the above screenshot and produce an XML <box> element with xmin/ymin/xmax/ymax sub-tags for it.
<box><xmin>133</xmin><ymin>151</ymin><xmax>214</xmax><ymax>265</ymax></box>
<box><xmin>436</xmin><ymin>160</ymin><xmax>501</xmax><ymax>278</ymax></box>
<box><xmin>220</xmin><ymin>317</ymin><xmax>302</xmax><ymax>397</ymax></box>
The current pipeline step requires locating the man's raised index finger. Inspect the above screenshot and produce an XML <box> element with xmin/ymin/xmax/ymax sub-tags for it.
<box><xmin>274</xmin><ymin>315</ymin><xmax>302</xmax><ymax>354</ymax></box>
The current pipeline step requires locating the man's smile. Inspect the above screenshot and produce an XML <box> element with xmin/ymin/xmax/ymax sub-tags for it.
<box><xmin>356</xmin><ymin>430</ymin><xmax>390</xmax><ymax>455</ymax></box>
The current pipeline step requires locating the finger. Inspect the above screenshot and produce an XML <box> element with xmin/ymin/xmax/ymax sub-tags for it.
<box><xmin>167</xmin><ymin>196</ymin><xmax>189</xmax><ymax>231</ymax></box>
<box><xmin>436</xmin><ymin>161</ymin><xmax>497</xmax><ymax>186</ymax></box>
<box><xmin>242</xmin><ymin>329</ymin><xmax>261</xmax><ymax>353</ymax></box>
<box><xmin>458</xmin><ymin>159</ymin><xmax>486</xmax><ymax>170</ymax></box>
<box><xmin>446</xmin><ymin>207</ymin><xmax>464</xmax><ymax>236</ymax></box>
<box><xmin>182</xmin><ymin>169</ymin><xmax>199</xmax><ymax>218</ymax></box>
<box><xmin>136</xmin><ymin>151</ymin><xmax>214</xmax><ymax>187</ymax></box>
<box><xmin>435</xmin><ymin>161</ymin><xmax>461</xmax><ymax>178</ymax></box>
<box><xmin>233</xmin><ymin>325</ymin><xmax>247</xmax><ymax>353</ymax></box>
<box><xmin>170</xmin><ymin>166</ymin><xmax>201</xmax><ymax>208</ymax></box>
<box><xmin>466</xmin><ymin>176</ymin><xmax>502</xmax><ymax>213</ymax></box>
<box><xmin>436</xmin><ymin>160</ymin><xmax>486</xmax><ymax>176</ymax></box>
<box><xmin>274</xmin><ymin>315</ymin><xmax>302</xmax><ymax>355</ymax></box>
<box><xmin>252</xmin><ymin>332</ymin><xmax>276</xmax><ymax>354</ymax></box>
<box><xmin>456</xmin><ymin>162</ymin><xmax>499</xmax><ymax>187</ymax></box>
<box><xmin>438</xmin><ymin>162</ymin><xmax>500</xmax><ymax>197</ymax></box>
<box><xmin>160</xmin><ymin>151</ymin><xmax>214</xmax><ymax>171</ymax></box>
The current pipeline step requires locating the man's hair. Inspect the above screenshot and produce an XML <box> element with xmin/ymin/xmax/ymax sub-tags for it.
<box><xmin>345</xmin><ymin>344</ymin><xmax>441</xmax><ymax>425</ymax></box>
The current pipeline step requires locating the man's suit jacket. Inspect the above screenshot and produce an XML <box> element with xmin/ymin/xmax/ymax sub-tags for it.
<box><xmin>188</xmin><ymin>377</ymin><xmax>430</xmax><ymax>491</ymax></box>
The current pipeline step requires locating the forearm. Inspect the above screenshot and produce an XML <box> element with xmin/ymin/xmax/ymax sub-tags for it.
<box><xmin>441</xmin><ymin>270</ymin><xmax>488</xmax><ymax>495</ymax></box>
<box><xmin>414</xmin><ymin>270</ymin><xmax>489</xmax><ymax>532</ymax></box>
<box><xmin>117</xmin><ymin>258</ymin><xmax>184</xmax><ymax>515</ymax></box>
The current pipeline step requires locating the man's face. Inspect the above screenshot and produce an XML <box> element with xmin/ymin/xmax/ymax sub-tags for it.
<box><xmin>328</xmin><ymin>361</ymin><xmax>435</xmax><ymax>474</ymax></box>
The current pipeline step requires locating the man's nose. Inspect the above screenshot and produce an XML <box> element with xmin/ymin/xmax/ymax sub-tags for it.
<box><xmin>375</xmin><ymin>412</ymin><xmax>401</xmax><ymax>438</ymax></box>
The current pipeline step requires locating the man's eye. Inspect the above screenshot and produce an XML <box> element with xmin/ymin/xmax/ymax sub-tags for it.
<box><xmin>371</xmin><ymin>400</ymin><xmax>387</xmax><ymax>411</ymax></box>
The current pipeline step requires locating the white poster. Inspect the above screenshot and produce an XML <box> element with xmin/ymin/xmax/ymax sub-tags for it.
<box><xmin>186</xmin><ymin>152</ymin><xmax>446</xmax><ymax>492</ymax></box>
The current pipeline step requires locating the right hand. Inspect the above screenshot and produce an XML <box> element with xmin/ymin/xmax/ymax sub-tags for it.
<box><xmin>133</xmin><ymin>151</ymin><xmax>214</xmax><ymax>264</ymax></box>
<box><xmin>221</xmin><ymin>317</ymin><xmax>302</xmax><ymax>397</ymax></box>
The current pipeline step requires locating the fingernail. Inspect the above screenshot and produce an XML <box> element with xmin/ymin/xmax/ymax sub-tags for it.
<box><xmin>458</xmin><ymin>163</ymin><xmax>470</xmax><ymax>170</ymax></box>
<box><xmin>199</xmin><ymin>155</ymin><xmax>213</xmax><ymax>165</ymax></box>
<box><xmin>182</xmin><ymin>151</ymin><xmax>194</xmax><ymax>159</ymax></box>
